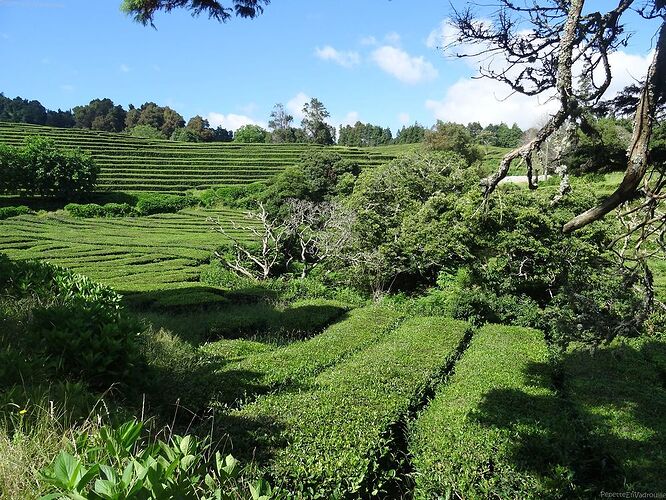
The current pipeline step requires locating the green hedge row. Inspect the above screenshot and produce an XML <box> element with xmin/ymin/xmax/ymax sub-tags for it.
<box><xmin>202</xmin><ymin>305</ymin><xmax>402</xmax><ymax>406</ymax></box>
<box><xmin>563</xmin><ymin>337</ymin><xmax>666</xmax><ymax>492</ymax></box>
<box><xmin>409</xmin><ymin>325</ymin><xmax>577</xmax><ymax>499</ymax></box>
<box><xmin>228</xmin><ymin>316</ymin><xmax>470</xmax><ymax>497</ymax></box>
<box><xmin>0</xmin><ymin>205</ymin><xmax>31</xmax><ymax>219</ymax></box>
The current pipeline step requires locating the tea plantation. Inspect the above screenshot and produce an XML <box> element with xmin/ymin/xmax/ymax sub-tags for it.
<box><xmin>0</xmin><ymin>122</ymin><xmax>394</xmax><ymax>192</ymax></box>
<box><xmin>1</xmin><ymin>121</ymin><xmax>664</xmax><ymax>499</ymax></box>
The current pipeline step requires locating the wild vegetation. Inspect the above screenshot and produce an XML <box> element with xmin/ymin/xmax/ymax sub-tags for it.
<box><xmin>1</xmin><ymin>0</ymin><xmax>665</xmax><ymax>497</ymax></box>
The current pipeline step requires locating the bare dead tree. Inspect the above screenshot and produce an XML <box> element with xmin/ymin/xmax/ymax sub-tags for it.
<box><xmin>449</xmin><ymin>0</ymin><xmax>665</xmax><ymax>232</ymax></box>
<box><xmin>284</xmin><ymin>199</ymin><xmax>356</xmax><ymax>278</ymax></box>
<box><xmin>209</xmin><ymin>201</ymin><xmax>288</xmax><ymax>280</ymax></box>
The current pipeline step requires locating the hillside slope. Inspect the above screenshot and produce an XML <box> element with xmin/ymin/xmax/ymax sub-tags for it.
<box><xmin>0</xmin><ymin>122</ymin><xmax>395</xmax><ymax>192</ymax></box>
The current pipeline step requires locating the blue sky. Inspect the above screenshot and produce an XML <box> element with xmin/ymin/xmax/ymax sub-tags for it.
<box><xmin>0</xmin><ymin>0</ymin><xmax>661</xmax><ymax>133</ymax></box>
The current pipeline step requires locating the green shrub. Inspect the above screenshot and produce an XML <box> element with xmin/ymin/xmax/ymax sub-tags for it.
<box><xmin>229</xmin><ymin>317</ymin><xmax>470</xmax><ymax>497</ymax></box>
<box><xmin>199</xmin><ymin>182</ymin><xmax>267</xmax><ymax>208</ymax></box>
<box><xmin>0</xmin><ymin>205</ymin><xmax>31</xmax><ymax>220</ymax></box>
<box><xmin>65</xmin><ymin>202</ymin><xmax>134</xmax><ymax>217</ymax></box>
<box><xmin>410</xmin><ymin>325</ymin><xmax>578</xmax><ymax>499</ymax></box>
<box><xmin>1</xmin><ymin>256</ymin><xmax>139</xmax><ymax>389</ymax></box>
<box><xmin>65</xmin><ymin>203</ymin><xmax>106</xmax><ymax>218</ymax></box>
<box><xmin>0</xmin><ymin>136</ymin><xmax>98</xmax><ymax>197</ymax></box>
<box><xmin>30</xmin><ymin>303</ymin><xmax>140</xmax><ymax>389</ymax></box>
<box><xmin>41</xmin><ymin>420</ymin><xmax>279</xmax><ymax>499</ymax></box>
<box><xmin>135</xmin><ymin>193</ymin><xmax>197</xmax><ymax>215</ymax></box>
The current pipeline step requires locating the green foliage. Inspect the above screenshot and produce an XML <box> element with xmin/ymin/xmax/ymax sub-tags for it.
<box><xmin>567</xmin><ymin>116</ymin><xmax>632</xmax><ymax>173</ymax></box>
<box><xmin>258</xmin><ymin>150</ymin><xmax>361</xmax><ymax>217</ymax></box>
<box><xmin>338</xmin><ymin>121</ymin><xmax>392</xmax><ymax>147</ymax></box>
<box><xmin>301</xmin><ymin>98</ymin><xmax>335</xmax><ymax>145</ymax></box>
<box><xmin>234</xmin><ymin>124</ymin><xmax>269</xmax><ymax>143</ymax></box>
<box><xmin>135</xmin><ymin>193</ymin><xmax>197</xmax><ymax>215</ymax></box>
<box><xmin>0</xmin><ymin>256</ymin><xmax>140</xmax><ymax>389</ymax></box>
<box><xmin>129</xmin><ymin>124</ymin><xmax>165</xmax><ymax>139</ymax></box>
<box><xmin>0</xmin><ymin>205</ymin><xmax>31</xmax><ymax>219</ymax></box>
<box><xmin>0</xmin><ymin>122</ymin><xmax>393</xmax><ymax>192</ymax></box>
<box><xmin>229</xmin><ymin>317</ymin><xmax>469</xmax><ymax>497</ymax></box>
<box><xmin>198</xmin><ymin>182</ymin><xmax>267</xmax><ymax>208</ymax></box>
<box><xmin>0</xmin><ymin>136</ymin><xmax>99</xmax><ymax>197</ymax></box>
<box><xmin>65</xmin><ymin>202</ymin><xmax>135</xmax><ymax>218</ymax></box>
<box><xmin>424</xmin><ymin>121</ymin><xmax>484</xmax><ymax>165</ymax></box>
<box><xmin>393</xmin><ymin>123</ymin><xmax>426</xmax><ymax>144</ymax></box>
<box><xmin>73</xmin><ymin>98</ymin><xmax>126</xmax><ymax>133</ymax></box>
<box><xmin>410</xmin><ymin>325</ymin><xmax>579</xmax><ymax>498</ymax></box>
<box><xmin>345</xmin><ymin>150</ymin><xmax>476</xmax><ymax>290</ymax></box>
<box><xmin>125</xmin><ymin>102</ymin><xmax>185</xmax><ymax>138</ymax></box>
<box><xmin>41</xmin><ymin>420</ymin><xmax>278</xmax><ymax>499</ymax></box>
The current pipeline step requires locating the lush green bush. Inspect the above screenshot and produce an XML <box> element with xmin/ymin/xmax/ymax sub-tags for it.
<box><xmin>41</xmin><ymin>420</ymin><xmax>278</xmax><ymax>499</ymax></box>
<box><xmin>135</xmin><ymin>193</ymin><xmax>197</xmax><ymax>215</ymax></box>
<box><xmin>0</xmin><ymin>136</ymin><xmax>98</xmax><ymax>197</ymax></box>
<box><xmin>0</xmin><ymin>205</ymin><xmax>31</xmax><ymax>219</ymax></box>
<box><xmin>1</xmin><ymin>256</ymin><xmax>140</xmax><ymax>389</ymax></box>
<box><xmin>410</xmin><ymin>325</ymin><xmax>579</xmax><ymax>498</ymax></box>
<box><xmin>424</xmin><ymin>121</ymin><xmax>484</xmax><ymax>165</ymax></box>
<box><xmin>65</xmin><ymin>202</ymin><xmax>134</xmax><ymax>217</ymax></box>
<box><xmin>228</xmin><ymin>317</ymin><xmax>469</xmax><ymax>497</ymax></box>
<box><xmin>198</xmin><ymin>182</ymin><xmax>267</xmax><ymax>208</ymax></box>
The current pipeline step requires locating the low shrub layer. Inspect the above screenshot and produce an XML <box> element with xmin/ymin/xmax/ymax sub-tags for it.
<box><xmin>65</xmin><ymin>202</ymin><xmax>134</xmax><ymax>218</ymax></box>
<box><xmin>203</xmin><ymin>305</ymin><xmax>402</xmax><ymax>407</ymax></box>
<box><xmin>135</xmin><ymin>193</ymin><xmax>197</xmax><ymax>215</ymax></box>
<box><xmin>410</xmin><ymin>325</ymin><xmax>577</xmax><ymax>499</ymax></box>
<box><xmin>228</xmin><ymin>317</ymin><xmax>470</xmax><ymax>497</ymax></box>
<box><xmin>0</xmin><ymin>205</ymin><xmax>31</xmax><ymax>219</ymax></box>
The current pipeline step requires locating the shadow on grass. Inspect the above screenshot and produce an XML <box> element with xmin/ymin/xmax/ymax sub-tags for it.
<box><xmin>133</xmin><ymin>294</ymin><xmax>349</xmax><ymax>346</ymax></box>
<box><xmin>0</xmin><ymin>192</ymin><xmax>139</xmax><ymax>211</ymax></box>
<box><xmin>470</xmin><ymin>341</ymin><xmax>666</xmax><ymax>495</ymax></box>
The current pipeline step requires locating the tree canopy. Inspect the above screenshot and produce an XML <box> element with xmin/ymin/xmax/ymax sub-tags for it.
<box><xmin>121</xmin><ymin>0</ymin><xmax>270</xmax><ymax>26</ymax></box>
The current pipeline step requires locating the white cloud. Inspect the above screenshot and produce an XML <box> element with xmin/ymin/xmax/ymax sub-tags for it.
<box><xmin>372</xmin><ymin>46</ymin><xmax>438</xmax><ymax>84</ymax></box>
<box><xmin>426</xmin><ymin>77</ymin><xmax>559</xmax><ymax>129</ymax></box>
<box><xmin>206</xmin><ymin>112</ymin><xmax>261</xmax><ymax>131</ymax></box>
<box><xmin>60</xmin><ymin>84</ymin><xmax>74</xmax><ymax>92</ymax></box>
<box><xmin>385</xmin><ymin>32</ymin><xmax>401</xmax><ymax>45</ymax></box>
<box><xmin>315</xmin><ymin>45</ymin><xmax>360</xmax><ymax>68</ymax></box>
<box><xmin>120</xmin><ymin>64</ymin><xmax>130</xmax><ymax>73</ymax></box>
<box><xmin>398</xmin><ymin>112</ymin><xmax>411</xmax><ymax>125</ymax></box>
<box><xmin>603</xmin><ymin>50</ymin><xmax>653</xmax><ymax>97</ymax></box>
<box><xmin>239</xmin><ymin>102</ymin><xmax>258</xmax><ymax>115</ymax></box>
<box><xmin>286</xmin><ymin>92</ymin><xmax>310</xmax><ymax>121</ymax></box>
<box><xmin>360</xmin><ymin>35</ymin><xmax>377</xmax><ymax>46</ymax></box>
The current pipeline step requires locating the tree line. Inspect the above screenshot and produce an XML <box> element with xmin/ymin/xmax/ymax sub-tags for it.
<box><xmin>1</xmin><ymin>92</ymin><xmax>531</xmax><ymax>148</ymax></box>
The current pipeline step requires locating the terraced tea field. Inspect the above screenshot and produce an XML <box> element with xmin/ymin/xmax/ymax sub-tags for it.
<box><xmin>0</xmin><ymin>207</ymin><xmax>249</xmax><ymax>293</ymax></box>
<box><xmin>0</xmin><ymin>122</ymin><xmax>395</xmax><ymax>192</ymax></box>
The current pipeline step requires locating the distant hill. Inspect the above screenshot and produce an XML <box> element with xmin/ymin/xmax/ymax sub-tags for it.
<box><xmin>0</xmin><ymin>122</ymin><xmax>395</xmax><ymax>193</ymax></box>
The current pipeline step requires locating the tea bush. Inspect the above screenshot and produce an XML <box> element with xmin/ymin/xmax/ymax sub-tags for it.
<box><xmin>135</xmin><ymin>193</ymin><xmax>197</xmax><ymax>215</ymax></box>
<box><xmin>0</xmin><ymin>205</ymin><xmax>31</xmax><ymax>219</ymax></box>
<box><xmin>65</xmin><ymin>202</ymin><xmax>135</xmax><ymax>217</ymax></box>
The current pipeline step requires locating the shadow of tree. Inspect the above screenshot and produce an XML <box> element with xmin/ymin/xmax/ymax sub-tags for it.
<box><xmin>470</xmin><ymin>340</ymin><xmax>666</xmax><ymax>495</ymax></box>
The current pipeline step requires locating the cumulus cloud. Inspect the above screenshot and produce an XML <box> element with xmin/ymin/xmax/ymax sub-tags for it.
<box><xmin>206</xmin><ymin>112</ymin><xmax>261</xmax><ymax>131</ymax></box>
<box><xmin>425</xmin><ymin>48</ymin><xmax>653</xmax><ymax>130</ymax></box>
<box><xmin>315</xmin><ymin>45</ymin><xmax>360</xmax><ymax>68</ymax></box>
<box><xmin>286</xmin><ymin>92</ymin><xmax>310</xmax><ymax>121</ymax></box>
<box><xmin>426</xmin><ymin>77</ymin><xmax>558</xmax><ymax>129</ymax></box>
<box><xmin>398</xmin><ymin>112</ymin><xmax>411</xmax><ymax>125</ymax></box>
<box><xmin>372</xmin><ymin>46</ymin><xmax>438</xmax><ymax>84</ymax></box>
